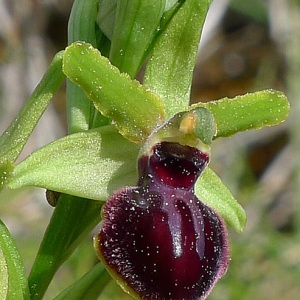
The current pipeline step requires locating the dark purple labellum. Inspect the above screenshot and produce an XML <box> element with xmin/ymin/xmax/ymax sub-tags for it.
<box><xmin>95</xmin><ymin>142</ymin><xmax>229</xmax><ymax>300</ymax></box>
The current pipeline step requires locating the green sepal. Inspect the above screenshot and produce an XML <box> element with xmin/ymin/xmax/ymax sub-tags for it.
<box><xmin>196</xmin><ymin>168</ymin><xmax>247</xmax><ymax>233</ymax></box>
<box><xmin>0</xmin><ymin>219</ymin><xmax>30</xmax><ymax>300</ymax></box>
<box><xmin>63</xmin><ymin>42</ymin><xmax>165</xmax><ymax>142</ymax></box>
<box><xmin>7</xmin><ymin>125</ymin><xmax>140</xmax><ymax>201</ymax></box>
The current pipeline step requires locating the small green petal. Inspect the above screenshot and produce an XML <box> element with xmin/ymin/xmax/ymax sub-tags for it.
<box><xmin>192</xmin><ymin>90</ymin><xmax>290</xmax><ymax>138</ymax></box>
<box><xmin>188</xmin><ymin>107</ymin><xmax>216</xmax><ymax>145</ymax></box>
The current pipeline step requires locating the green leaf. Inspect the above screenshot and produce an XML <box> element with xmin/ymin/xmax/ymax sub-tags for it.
<box><xmin>164</xmin><ymin>0</ymin><xmax>178</xmax><ymax>11</ymax></box>
<box><xmin>0</xmin><ymin>51</ymin><xmax>65</xmax><ymax>162</ymax></box>
<box><xmin>144</xmin><ymin>0</ymin><xmax>212</xmax><ymax>118</ymax></box>
<box><xmin>63</xmin><ymin>42</ymin><xmax>166</xmax><ymax>142</ymax></box>
<box><xmin>54</xmin><ymin>263</ymin><xmax>111</xmax><ymax>300</ymax></box>
<box><xmin>97</xmin><ymin>0</ymin><xmax>117</xmax><ymax>41</ymax></box>
<box><xmin>196</xmin><ymin>168</ymin><xmax>247</xmax><ymax>233</ymax></box>
<box><xmin>0</xmin><ymin>160</ymin><xmax>14</xmax><ymax>193</ymax></box>
<box><xmin>192</xmin><ymin>90</ymin><xmax>290</xmax><ymax>138</ymax></box>
<box><xmin>109</xmin><ymin>0</ymin><xmax>165</xmax><ymax>77</ymax></box>
<box><xmin>67</xmin><ymin>0</ymin><xmax>103</xmax><ymax>133</ymax></box>
<box><xmin>28</xmin><ymin>195</ymin><xmax>102</xmax><ymax>299</ymax></box>
<box><xmin>0</xmin><ymin>219</ymin><xmax>30</xmax><ymax>300</ymax></box>
<box><xmin>8</xmin><ymin>125</ymin><xmax>140</xmax><ymax>200</ymax></box>
<box><xmin>68</xmin><ymin>0</ymin><xmax>98</xmax><ymax>45</ymax></box>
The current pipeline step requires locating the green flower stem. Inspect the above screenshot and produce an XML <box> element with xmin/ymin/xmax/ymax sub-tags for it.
<box><xmin>28</xmin><ymin>195</ymin><xmax>103</xmax><ymax>300</ymax></box>
<box><xmin>53</xmin><ymin>263</ymin><xmax>111</xmax><ymax>300</ymax></box>
<box><xmin>0</xmin><ymin>51</ymin><xmax>65</xmax><ymax>163</ymax></box>
<box><xmin>144</xmin><ymin>0</ymin><xmax>212</xmax><ymax>118</ymax></box>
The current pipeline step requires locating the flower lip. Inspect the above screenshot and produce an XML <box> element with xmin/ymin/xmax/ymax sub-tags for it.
<box><xmin>95</xmin><ymin>134</ymin><xmax>229</xmax><ymax>300</ymax></box>
<box><xmin>95</xmin><ymin>185</ymin><xmax>229</xmax><ymax>300</ymax></box>
<box><xmin>146</xmin><ymin>141</ymin><xmax>209</xmax><ymax>189</ymax></box>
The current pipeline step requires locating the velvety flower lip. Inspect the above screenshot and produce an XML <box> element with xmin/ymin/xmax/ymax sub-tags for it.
<box><xmin>95</xmin><ymin>141</ymin><xmax>229</xmax><ymax>300</ymax></box>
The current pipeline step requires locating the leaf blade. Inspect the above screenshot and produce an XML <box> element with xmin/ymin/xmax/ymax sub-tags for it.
<box><xmin>54</xmin><ymin>263</ymin><xmax>111</xmax><ymax>300</ymax></box>
<box><xmin>67</xmin><ymin>0</ymin><xmax>102</xmax><ymax>133</ymax></box>
<box><xmin>28</xmin><ymin>195</ymin><xmax>103</xmax><ymax>299</ymax></box>
<box><xmin>109</xmin><ymin>0</ymin><xmax>165</xmax><ymax>77</ymax></box>
<box><xmin>0</xmin><ymin>219</ymin><xmax>30</xmax><ymax>300</ymax></box>
<box><xmin>144</xmin><ymin>0</ymin><xmax>211</xmax><ymax>117</ymax></box>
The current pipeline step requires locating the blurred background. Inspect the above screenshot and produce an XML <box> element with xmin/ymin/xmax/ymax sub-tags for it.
<box><xmin>0</xmin><ymin>0</ymin><xmax>299</xmax><ymax>299</ymax></box>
